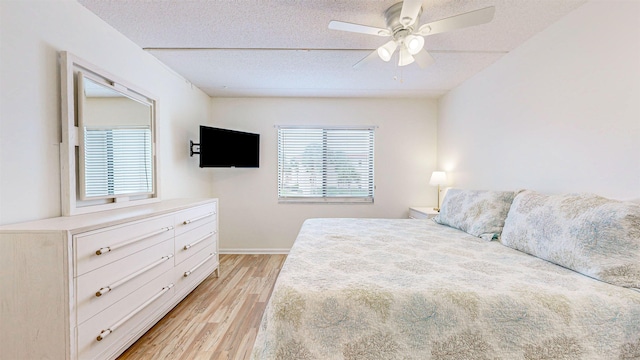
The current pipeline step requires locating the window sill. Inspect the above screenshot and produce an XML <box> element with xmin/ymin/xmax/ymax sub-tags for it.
<box><xmin>278</xmin><ymin>197</ymin><xmax>374</xmax><ymax>204</ymax></box>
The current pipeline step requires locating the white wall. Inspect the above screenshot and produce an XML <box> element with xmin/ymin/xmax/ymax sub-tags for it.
<box><xmin>0</xmin><ymin>1</ymin><xmax>212</xmax><ymax>225</ymax></box>
<box><xmin>437</xmin><ymin>1</ymin><xmax>640</xmax><ymax>200</ymax></box>
<box><xmin>208</xmin><ymin>97</ymin><xmax>438</xmax><ymax>251</ymax></box>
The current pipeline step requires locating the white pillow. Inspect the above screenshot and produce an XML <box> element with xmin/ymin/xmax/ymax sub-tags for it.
<box><xmin>501</xmin><ymin>190</ymin><xmax>640</xmax><ymax>288</ymax></box>
<box><xmin>433</xmin><ymin>189</ymin><xmax>516</xmax><ymax>241</ymax></box>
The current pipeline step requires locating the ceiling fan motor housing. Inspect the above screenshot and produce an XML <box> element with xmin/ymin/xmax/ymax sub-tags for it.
<box><xmin>385</xmin><ymin>2</ymin><xmax>422</xmax><ymax>40</ymax></box>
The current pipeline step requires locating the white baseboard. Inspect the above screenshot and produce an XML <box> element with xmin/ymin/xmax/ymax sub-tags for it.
<box><xmin>219</xmin><ymin>248</ymin><xmax>290</xmax><ymax>255</ymax></box>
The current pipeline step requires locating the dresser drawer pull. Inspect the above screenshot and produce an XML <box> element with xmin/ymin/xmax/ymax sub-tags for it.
<box><xmin>183</xmin><ymin>232</ymin><xmax>216</xmax><ymax>250</ymax></box>
<box><xmin>96</xmin><ymin>226</ymin><xmax>174</xmax><ymax>256</ymax></box>
<box><xmin>95</xmin><ymin>254</ymin><xmax>174</xmax><ymax>297</ymax></box>
<box><xmin>96</xmin><ymin>283</ymin><xmax>174</xmax><ymax>342</ymax></box>
<box><xmin>182</xmin><ymin>212</ymin><xmax>215</xmax><ymax>225</ymax></box>
<box><xmin>184</xmin><ymin>253</ymin><xmax>217</xmax><ymax>277</ymax></box>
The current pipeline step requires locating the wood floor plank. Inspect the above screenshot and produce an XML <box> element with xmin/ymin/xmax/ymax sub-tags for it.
<box><xmin>117</xmin><ymin>254</ymin><xmax>286</xmax><ymax>360</ymax></box>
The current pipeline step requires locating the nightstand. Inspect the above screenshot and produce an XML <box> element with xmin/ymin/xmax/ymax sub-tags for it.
<box><xmin>409</xmin><ymin>207</ymin><xmax>439</xmax><ymax>219</ymax></box>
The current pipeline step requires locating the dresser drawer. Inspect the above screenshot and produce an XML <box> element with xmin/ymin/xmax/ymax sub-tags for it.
<box><xmin>174</xmin><ymin>203</ymin><xmax>216</xmax><ymax>236</ymax></box>
<box><xmin>174</xmin><ymin>243</ymin><xmax>218</xmax><ymax>295</ymax></box>
<box><xmin>175</xmin><ymin>221</ymin><xmax>217</xmax><ymax>265</ymax></box>
<box><xmin>76</xmin><ymin>270</ymin><xmax>174</xmax><ymax>360</ymax></box>
<box><xmin>75</xmin><ymin>214</ymin><xmax>174</xmax><ymax>277</ymax></box>
<box><xmin>76</xmin><ymin>239</ymin><xmax>174</xmax><ymax>325</ymax></box>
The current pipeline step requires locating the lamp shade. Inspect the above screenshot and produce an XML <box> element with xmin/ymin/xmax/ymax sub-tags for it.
<box><xmin>398</xmin><ymin>45</ymin><xmax>415</xmax><ymax>66</ymax></box>
<box><xmin>429</xmin><ymin>171</ymin><xmax>447</xmax><ymax>186</ymax></box>
<box><xmin>405</xmin><ymin>35</ymin><xmax>425</xmax><ymax>55</ymax></box>
<box><xmin>377</xmin><ymin>40</ymin><xmax>398</xmax><ymax>62</ymax></box>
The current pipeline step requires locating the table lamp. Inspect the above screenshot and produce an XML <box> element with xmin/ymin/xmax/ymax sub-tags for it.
<box><xmin>429</xmin><ymin>171</ymin><xmax>447</xmax><ymax>211</ymax></box>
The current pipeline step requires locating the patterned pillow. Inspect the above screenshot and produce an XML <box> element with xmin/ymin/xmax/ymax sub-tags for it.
<box><xmin>501</xmin><ymin>190</ymin><xmax>640</xmax><ymax>288</ymax></box>
<box><xmin>433</xmin><ymin>189</ymin><xmax>516</xmax><ymax>240</ymax></box>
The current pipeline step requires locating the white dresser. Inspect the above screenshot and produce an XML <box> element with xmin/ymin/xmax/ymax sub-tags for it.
<box><xmin>0</xmin><ymin>198</ymin><xmax>219</xmax><ymax>360</ymax></box>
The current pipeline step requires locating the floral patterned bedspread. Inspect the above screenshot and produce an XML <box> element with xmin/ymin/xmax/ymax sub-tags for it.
<box><xmin>251</xmin><ymin>218</ymin><xmax>640</xmax><ymax>360</ymax></box>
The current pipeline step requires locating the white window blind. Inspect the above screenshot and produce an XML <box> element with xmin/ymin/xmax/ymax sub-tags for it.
<box><xmin>278</xmin><ymin>126</ymin><xmax>374</xmax><ymax>203</ymax></box>
<box><xmin>83</xmin><ymin>127</ymin><xmax>153</xmax><ymax>198</ymax></box>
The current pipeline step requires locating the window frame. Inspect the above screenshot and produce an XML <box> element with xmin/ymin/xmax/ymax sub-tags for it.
<box><xmin>277</xmin><ymin>125</ymin><xmax>375</xmax><ymax>204</ymax></box>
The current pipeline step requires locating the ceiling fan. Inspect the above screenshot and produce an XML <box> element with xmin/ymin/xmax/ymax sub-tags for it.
<box><xmin>328</xmin><ymin>0</ymin><xmax>495</xmax><ymax>68</ymax></box>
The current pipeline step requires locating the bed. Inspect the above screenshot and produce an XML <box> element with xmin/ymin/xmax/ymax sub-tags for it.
<box><xmin>251</xmin><ymin>190</ymin><xmax>640</xmax><ymax>359</ymax></box>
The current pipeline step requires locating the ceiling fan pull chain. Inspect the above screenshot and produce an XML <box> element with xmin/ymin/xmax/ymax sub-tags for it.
<box><xmin>393</xmin><ymin>61</ymin><xmax>405</xmax><ymax>84</ymax></box>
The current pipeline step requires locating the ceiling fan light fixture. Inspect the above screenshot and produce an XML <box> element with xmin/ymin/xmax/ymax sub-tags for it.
<box><xmin>398</xmin><ymin>45</ymin><xmax>415</xmax><ymax>66</ymax></box>
<box><xmin>377</xmin><ymin>40</ymin><xmax>398</xmax><ymax>62</ymax></box>
<box><xmin>405</xmin><ymin>35</ymin><xmax>425</xmax><ymax>55</ymax></box>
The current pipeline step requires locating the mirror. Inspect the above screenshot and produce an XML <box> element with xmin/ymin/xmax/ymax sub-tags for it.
<box><xmin>60</xmin><ymin>51</ymin><xmax>159</xmax><ymax>215</ymax></box>
<box><xmin>78</xmin><ymin>75</ymin><xmax>154</xmax><ymax>200</ymax></box>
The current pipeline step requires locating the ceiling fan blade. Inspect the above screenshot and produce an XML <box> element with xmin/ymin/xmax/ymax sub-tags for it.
<box><xmin>353</xmin><ymin>50</ymin><xmax>380</xmax><ymax>69</ymax></box>
<box><xmin>400</xmin><ymin>0</ymin><xmax>423</xmax><ymax>27</ymax></box>
<box><xmin>416</xmin><ymin>6</ymin><xmax>495</xmax><ymax>36</ymax></box>
<box><xmin>329</xmin><ymin>20</ymin><xmax>391</xmax><ymax>36</ymax></box>
<box><xmin>412</xmin><ymin>48</ymin><xmax>435</xmax><ymax>69</ymax></box>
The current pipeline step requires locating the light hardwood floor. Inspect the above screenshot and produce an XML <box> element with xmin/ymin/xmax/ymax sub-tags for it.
<box><xmin>118</xmin><ymin>254</ymin><xmax>287</xmax><ymax>360</ymax></box>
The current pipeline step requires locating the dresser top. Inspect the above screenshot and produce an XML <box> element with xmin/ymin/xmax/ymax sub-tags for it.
<box><xmin>0</xmin><ymin>198</ymin><xmax>217</xmax><ymax>233</ymax></box>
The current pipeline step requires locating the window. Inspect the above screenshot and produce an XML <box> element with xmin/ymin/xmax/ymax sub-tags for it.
<box><xmin>277</xmin><ymin>126</ymin><xmax>374</xmax><ymax>203</ymax></box>
<box><xmin>83</xmin><ymin>127</ymin><xmax>153</xmax><ymax>198</ymax></box>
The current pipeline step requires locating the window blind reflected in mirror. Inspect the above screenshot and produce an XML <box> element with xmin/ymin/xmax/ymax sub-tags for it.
<box><xmin>83</xmin><ymin>127</ymin><xmax>153</xmax><ymax>198</ymax></box>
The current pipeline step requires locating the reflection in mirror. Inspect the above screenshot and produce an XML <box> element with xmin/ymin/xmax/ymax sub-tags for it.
<box><xmin>78</xmin><ymin>74</ymin><xmax>154</xmax><ymax>200</ymax></box>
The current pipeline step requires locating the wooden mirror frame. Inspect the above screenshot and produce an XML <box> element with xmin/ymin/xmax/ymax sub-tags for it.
<box><xmin>60</xmin><ymin>51</ymin><xmax>160</xmax><ymax>216</ymax></box>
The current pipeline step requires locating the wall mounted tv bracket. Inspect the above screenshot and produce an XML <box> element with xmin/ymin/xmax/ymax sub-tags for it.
<box><xmin>189</xmin><ymin>140</ymin><xmax>200</xmax><ymax>157</ymax></box>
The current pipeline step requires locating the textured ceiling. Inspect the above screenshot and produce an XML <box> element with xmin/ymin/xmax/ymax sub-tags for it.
<box><xmin>78</xmin><ymin>0</ymin><xmax>586</xmax><ymax>98</ymax></box>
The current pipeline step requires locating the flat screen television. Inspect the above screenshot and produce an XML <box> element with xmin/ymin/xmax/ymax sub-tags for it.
<box><xmin>199</xmin><ymin>126</ymin><xmax>260</xmax><ymax>168</ymax></box>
